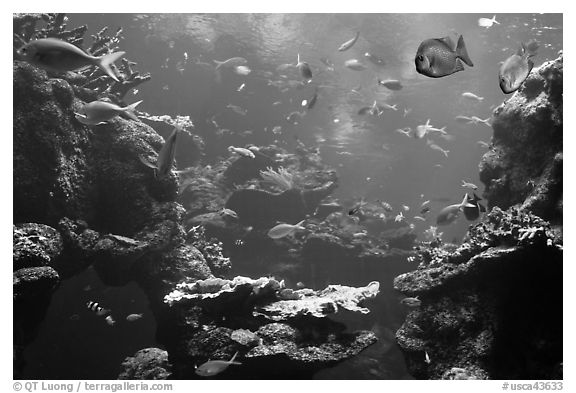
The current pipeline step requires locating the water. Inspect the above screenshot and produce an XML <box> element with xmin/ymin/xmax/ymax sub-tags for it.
<box><xmin>16</xmin><ymin>13</ymin><xmax>562</xmax><ymax>379</ymax></box>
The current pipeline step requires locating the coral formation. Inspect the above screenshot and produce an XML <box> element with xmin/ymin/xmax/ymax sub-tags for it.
<box><xmin>118</xmin><ymin>348</ymin><xmax>172</xmax><ymax>380</ymax></box>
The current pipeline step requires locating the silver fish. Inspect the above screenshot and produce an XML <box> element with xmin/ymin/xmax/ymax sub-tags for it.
<box><xmin>400</xmin><ymin>296</ymin><xmax>421</xmax><ymax>307</ymax></box>
<box><xmin>228</xmin><ymin>146</ymin><xmax>255</xmax><ymax>158</ymax></box>
<box><xmin>213</xmin><ymin>57</ymin><xmax>247</xmax><ymax>70</ymax></box>
<box><xmin>338</xmin><ymin>31</ymin><xmax>360</xmax><ymax>52</ymax></box>
<box><xmin>75</xmin><ymin>100</ymin><xmax>142</xmax><ymax>126</ymax></box>
<box><xmin>139</xmin><ymin>125</ymin><xmax>182</xmax><ymax>179</ymax></box>
<box><xmin>267</xmin><ymin>220</ymin><xmax>305</xmax><ymax>239</ymax></box>
<box><xmin>126</xmin><ymin>313</ymin><xmax>143</xmax><ymax>322</ymax></box>
<box><xmin>499</xmin><ymin>43</ymin><xmax>537</xmax><ymax>94</ymax></box>
<box><xmin>344</xmin><ymin>59</ymin><xmax>367</xmax><ymax>71</ymax></box>
<box><xmin>17</xmin><ymin>38</ymin><xmax>124</xmax><ymax>81</ymax></box>
<box><xmin>478</xmin><ymin>15</ymin><xmax>500</xmax><ymax>28</ymax></box>
<box><xmin>461</xmin><ymin>92</ymin><xmax>484</xmax><ymax>102</ymax></box>
<box><xmin>195</xmin><ymin>351</ymin><xmax>242</xmax><ymax>377</ymax></box>
<box><xmin>436</xmin><ymin>194</ymin><xmax>475</xmax><ymax>226</ymax></box>
<box><xmin>377</xmin><ymin>79</ymin><xmax>403</xmax><ymax>90</ymax></box>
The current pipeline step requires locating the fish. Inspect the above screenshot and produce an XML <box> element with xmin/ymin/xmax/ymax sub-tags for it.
<box><xmin>377</xmin><ymin>79</ymin><xmax>403</xmax><ymax>90</ymax></box>
<box><xmin>213</xmin><ymin>57</ymin><xmax>247</xmax><ymax>70</ymax></box>
<box><xmin>499</xmin><ymin>42</ymin><xmax>537</xmax><ymax>94</ymax></box>
<box><xmin>436</xmin><ymin>194</ymin><xmax>475</xmax><ymax>226</ymax></box>
<box><xmin>338</xmin><ymin>31</ymin><xmax>360</xmax><ymax>52</ymax></box>
<box><xmin>233</xmin><ymin>65</ymin><xmax>251</xmax><ymax>75</ymax></box>
<box><xmin>477</xmin><ymin>141</ymin><xmax>490</xmax><ymax>148</ymax></box>
<box><xmin>425</xmin><ymin>351</ymin><xmax>431</xmax><ymax>364</ymax></box>
<box><xmin>400</xmin><ymin>296</ymin><xmax>421</xmax><ymax>307</ymax></box>
<box><xmin>395</xmin><ymin>127</ymin><xmax>412</xmax><ymax>137</ymax></box>
<box><xmin>413</xmin><ymin>216</ymin><xmax>426</xmax><ymax>222</ymax></box>
<box><xmin>461</xmin><ymin>180</ymin><xmax>478</xmax><ymax>190</ymax></box>
<box><xmin>364</xmin><ymin>52</ymin><xmax>386</xmax><ymax>66</ymax></box>
<box><xmin>349</xmin><ymin>199</ymin><xmax>366</xmax><ymax>216</ymax></box>
<box><xmin>461</xmin><ymin>92</ymin><xmax>484</xmax><ymax>102</ymax></box>
<box><xmin>380</xmin><ymin>103</ymin><xmax>398</xmax><ymax>111</ymax></box>
<box><xmin>226</xmin><ymin>104</ymin><xmax>247</xmax><ymax>116</ymax></box>
<box><xmin>267</xmin><ymin>220</ymin><xmax>306</xmax><ymax>239</ymax></box>
<box><xmin>75</xmin><ymin>100</ymin><xmax>142</xmax><ymax>126</ymax></box>
<box><xmin>395</xmin><ymin>212</ymin><xmax>404</xmax><ymax>222</ymax></box>
<box><xmin>344</xmin><ymin>59</ymin><xmax>367</xmax><ymax>71</ymax></box>
<box><xmin>469</xmin><ymin>116</ymin><xmax>492</xmax><ymax>126</ymax></box>
<box><xmin>478</xmin><ymin>15</ymin><xmax>500</xmax><ymax>28</ymax></box>
<box><xmin>306</xmin><ymin>89</ymin><xmax>319</xmax><ymax>109</ymax></box>
<box><xmin>139</xmin><ymin>125</ymin><xmax>183</xmax><ymax>179</ymax></box>
<box><xmin>236</xmin><ymin>83</ymin><xmax>246</xmax><ymax>92</ymax></box>
<box><xmin>296</xmin><ymin>54</ymin><xmax>312</xmax><ymax>79</ymax></box>
<box><xmin>228</xmin><ymin>146</ymin><xmax>255</xmax><ymax>158</ymax></box>
<box><xmin>403</xmin><ymin>108</ymin><xmax>412</xmax><ymax>117</ymax></box>
<box><xmin>463</xmin><ymin>193</ymin><xmax>486</xmax><ymax>221</ymax></box>
<box><xmin>427</xmin><ymin>140</ymin><xmax>449</xmax><ymax>157</ymax></box>
<box><xmin>402</xmin><ymin>205</ymin><xmax>410</xmax><ymax>211</ymax></box>
<box><xmin>17</xmin><ymin>38</ymin><xmax>124</xmax><ymax>82</ymax></box>
<box><xmin>415</xmin><ymin>119</ymin><xmax>432</xmax><ymax>139</ymax></box>
<box><xmin>105</xmin><ymin>315</ymin><xmax>116</xmax><ymax>326</ymax></box>
<box><xmin>86</xmin><ymin>301</ymin><xmax>110</xmax><ymax>317</ymax></box>
<box><xmin>358</xmin><ymin>101</ymin><xmax>380</xmax><ymax>116</ymax></box>
<box><xmin>126</xmin><ymin>313</ymin><xmax>143</xmax><ymax>322</ymax></box>
<box><xmin>195</xmin><ymin>351</ymin><xmax>242</xmax><ymax>377</ymax></box>
<box><xmin>455</xmin><ymin>115</ymin><xmax>474</xmax><ymax>124</ymax></box>
<box><xmin>415</xmin><ymin>35</ymin><xmax>473</xmax><ymax>78</ymax></box>
<box><xmin>219</xmin><ymin>208</ymin><xmax>239</xmax><ymax>219</ymax></box>
<box><xmin>420</xmin><ymin>206</ymin><xmax>431</xmax><ymax>215</ymax></box>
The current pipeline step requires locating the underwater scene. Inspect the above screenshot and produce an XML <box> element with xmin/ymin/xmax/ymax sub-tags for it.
<box><xmin>13</xmin><ymin>13</ymin><xmax>563</xmax><ymax>380</ymax></box>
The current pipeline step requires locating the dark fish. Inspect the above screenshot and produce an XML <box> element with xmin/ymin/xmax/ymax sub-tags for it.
<box><xmin>306</xmin><ymin>89</ymin><xmax>319</xmax><ymax>109</ymax></box>
<box><xmin>463</xmin><ymin>193</ymin><xmax>486</xmax><ymax>221</ymax></box>
<box><xmin>139</xmin><ymin>125</ymin><xmax>182</xmax><ymax>179</ymax></box>
<box><xmin>415</xmin><ymin>35</ymin><xmax>473</xmax><ymax>78</ymax></box>
<box><xmin>499</xmin><ymin>43</ymin><xmax>537</xmax><ymax>94</ymax></box>
<box><xmin>17</xmin><ymin>38</ymin><xmax>124</xmax><ymax>82</ymax></box>
<box><xmin>296</xmin><ymin>54</ymin><xmax>312</xmax><ymax>79</ymax></box>
<box><xmin>364</xmin><ymin>52</ymin><xmax>386</xmax><ymax>66</ymax></box>
<box><xmin>420</xmin><ymin>206</ymin><xmax>431</xmax><ymax>215</ymax></box>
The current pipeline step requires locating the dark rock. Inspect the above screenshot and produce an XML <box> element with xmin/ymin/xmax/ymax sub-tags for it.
<box><xmin>479</xmin><ymin>55</ymin><xmax>562</xmax><ymax>223</ymax></box>
<box><xmin>393</xmin><ymin>207</ymin><xmax>562</xmax><ymax>379</ymax></box>
<box><xmin>222</xmin><ymin>152</ymin><xmax>276</xmax><ymax>187</ymax></box>
<box><xmin>13</xmin><ymin>266</ymin><xmax>60</xmax><ymax>302</ymax></box>
<box><xmin>13</xmin><ymin>223</ymin><xmax>63</xmax><ymax>271</ymax></box>
<box><xmin>118</xmin><ymin>348</ymin><xmax>172</xmax><ymax>380</ymax></box>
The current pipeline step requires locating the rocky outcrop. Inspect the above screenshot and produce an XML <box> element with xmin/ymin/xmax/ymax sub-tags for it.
<box><xmin>479</xmin><ymin>55</ymin><xmax>563</xmax><ymax>223</ymax></box>
<box><xmin>164</xmin><ymin>276</ymin><xmax>380</xmax><ymax>378</ymax></box>
<box><xmin>394</xmin><ymin>207</ymin><xmax>562</xmax><ymax>379</ymax></box>
<box><xmin>118</xmin><ymin>348</ymin><xmax>172</xmax><ymax>380</ymax></box>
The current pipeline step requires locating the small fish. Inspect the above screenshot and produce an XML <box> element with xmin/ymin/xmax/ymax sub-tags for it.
<box><xmin>499</xmin><ymin>42</ymin><xmax>537</xmax><ymax>94</ymax></box>
<box><xmin>436</xmin><ymin>194</ymin><xmax>475</xmax><ymax>226</ymax></box>
<box><xmin>213</xmin><ymin>57</ymin><xmax>247</xmax><ymax>70</ymax></box>
<box><xmin>395</xmin><ymin>127</ymin><xmax>412</xmax><ymax>137</ymax></box>
<box><xmin>469</xmin><ymin>116</ymin><xmax>492</xmax><ymax>126</ymax></box>
<box><xmin>478</xmin><ymin>15</ymin><xmax>500</xmax><ymax>28</ymax></box>
<box><xmin>461</xmin><ymin>180</ymin><xmax>478</xmax><ymax>190</ymax></box>
<box><xmin>461</xmin><ymin>92</ymin><xmax>484</xmax><ymax>102</ymax></box>
<box><xmin>233</xmin><ymin>65</ymin><xmax>251</xmax><ymax>75</ymax></box>
<box><xmin>463</xmin><ymin>192</ymin><xmax>486</xmax><ymax>221</ymax></box>
<box><xmin>219</xmin><ymin>208</ymin><xmax>239</xmax><ymax>219</ymax></box>
<box><xmin>195</xmin><ymin>351</ymin><xmax>242</xmax><ymax>377</ymax></box>
<box><xmin>296</xmin><ymin>281</ymin><xmax>306</xmax><ymax>289</ymax></box>
<box><xmin>402</xmin><ymin>205</ymin><xmax>410</xmax><ymax>212</ymax></box>
<box><xmin>86</xmin><ymin>301</ymin><xmax>110</xmax><ymax>317</ymax></box>
<box><xmin>395</xmin><ymin>211</ymin><xmax>404</xmax><ymax>222</ymax></box>
<box><xmin>364</xmin><ymin>52</ymin><xmax>386</xmax><ymax>66</ymax></box>
<box><xmin>455</xmin><ymin>115</ymin><xmax>474</xmax><ymax>124</ymax></box>
<box><xmin>349</xmin><ymin>199</ymin><xmax>366</xmax><ymax>216</ymax></box>
<box><xmin>236</xmin><ymin>83</ymin><xmax>246</xmax><ymax>92</ymax></box>
<box><xmin>377</xmin><ymin>79</ymin><xmax>403</xmax><ymax>90</ymax></box>
<box><xmin>400</xmin><ymin>296</ymin><xmax>421</xmax><ymax>307</ymax></box>
<box><xmin>415</xmin><ymin>35</ymin><xmax>473</xmax><ymax>78</ymax></box>
<box><xmin>139</xmin><ymin>125</ymin><xmax>183</xmax><ymax>179</ymax></box>
<box><xmin>380</xmin><ymin>103</ymin><xmax>398</xmax><ymax>111</ymax></box>
<box><xmin>105</xmin><ymin>315</ymin><xmax>116</xmax><ymax>326</ymax></box>
<box><xmin>344</xmin><ymin>59</ymin><xmax>367</xmax><ymax>71</ymax></box>
<box><xmin>427</xmin><ymin>140</ymin><xmax>450</xmax><ymax>157</ymax></box>
<box><xmin>267</xmin><ymin>220</ymin><xmax>306</xmax><ymax>239</ymax></box>
<box><xmin>403</xmin><ymin>108</ymin><xmax>412</xmax><ymax>117</ymax></box>
<box><xmin>228</xmin><ymin>146</ymin><xmax>255</xmax><ymax>158</ymax></box>
<box><xmin>296</xmin><ymin>54</ymin><xmax>312</xmax><ymax>79</ymax></box>
<box><xmin>338</xmin><ymin>31</ymin><xmax>360</xmax><ymax>52</ymax></box>
<box><xmin>75</xmin><ymin>100</ymin><xmax>142</xmax><ymax>126</ymax></box>
<box><xmin>271</xmin><ymin>126</ymin><xmax>283</xmax><ymax>134</ymax></box>
<box><xmin>477</xmin><ymin>141</ymin><xmax>490</xmax><ymax>148</ymax></box>
<box><xmin>415</xmin><ymin>119</ymin><xmax>432</xmax><ymax>139</ymax></box>
<box><xmin>413</xmin><ymin>216</ymin><xmax>426</xmax><ymax>222</ymax></box>
<box><xmin>425</xmin><ymin>350</ymin><xmax>431</xmax><ymax>364</ymax></box>
<box><xmin>17</xmin><ymin>38</ymin><xmax>124</xmax><ymax>82</ymax></box>
<box><xmin>226</xmin><ymin>104</ymin><xmax>247</xmax><ymax>116</ymax></box>
<box><xmin>306</xmin><ymin>90</ymin><xmax>319</xmax><ymax>109</ymax></box>
<box><xmin>126</xmin><ymin>313</ymin><xmax>143</xmax><ymax>322</ymax></box>
<box><xmin>420</xmin><ymin>206</ymin><xmax>431</xmax><ymax>215</ymax></box>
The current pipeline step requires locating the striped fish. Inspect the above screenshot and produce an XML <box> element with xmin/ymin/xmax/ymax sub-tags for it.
<box><xmin>86</xmin><ymin>301</ymin><xmax>110</xmax><ymax>317</ymax></box>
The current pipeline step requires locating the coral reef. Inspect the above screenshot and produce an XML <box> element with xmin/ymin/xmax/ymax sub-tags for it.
<box><xmin>394</xmin><ymin>207</ymin><xmax>562</xmax><ymax>379</ymax></box>
<box><xmin>164</xmin><ymin>276</ymin><xmax>380</xmax><ymax>378</ymax></box>
<box><xmin>479</xmin><ymin>55</ymin><xmax>562</xmax><ymax>223</ymax></box>
<box><xmin>118</xmin><ymin>348</ymin><xmax>172</xmax><ymax>380</ymax></box>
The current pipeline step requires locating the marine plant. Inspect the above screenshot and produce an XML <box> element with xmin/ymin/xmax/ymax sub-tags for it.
<box><xmin>259</xmin><ymin>166</ymin><xmax>294</xmax><ymax>191</ymax></box>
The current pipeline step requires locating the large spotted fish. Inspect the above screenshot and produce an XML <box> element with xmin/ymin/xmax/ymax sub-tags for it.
<box><xmin>415</xmin><ymin>35</ymin><xmax>473</xmax><ymax>78</ymax></box>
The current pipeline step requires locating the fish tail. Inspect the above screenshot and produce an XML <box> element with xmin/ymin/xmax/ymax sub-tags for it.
<box><xmin>455</xmin><ymin>36</ymin><xmax>474</xmax><ymax>67</ymax></box>
<box><xmin>97</xmin><ymin>51</ymin><xmax>125</xmax><ymax>82</ymax></box>
<box><xmin>492</xmin><ymin>15</ymin><xmax>500</xmax><ymax>24</ymax></box>
<box><xmin>122</xmin><ymin>100</ymin><xmax>143</xmax><ymax>121</ymax></box>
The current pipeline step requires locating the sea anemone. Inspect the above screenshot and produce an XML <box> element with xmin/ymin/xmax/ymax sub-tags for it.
<box><xmin>259</xmin><ymin>166</ymin><xmax>294</xmax><ymax>191</ymax></box>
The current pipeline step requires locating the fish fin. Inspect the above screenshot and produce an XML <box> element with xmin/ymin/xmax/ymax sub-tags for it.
<box><xmin>230</xmin><ymin>361</ymin><xmax>243</xmax><ymax>366</ymax></box>
<box><xmin>492</xmin><ymin>15</ymin><xmax>500</xmax><ymax>24</ymax></box>
<box><xmin>97</xmin><ymin>51</ymin><xmax>125</xmax><ymax>82</ymax></box>
<box><xmin>122</xmin><ymin>100</ymin><xmax>143</xmax><ymax>121</ymax></box>
<box><xmin>439</xmin><ymin>36</ymin><xmax>456</xmax><ymax>50</ymax></box>
<box><xmin>139</xmin><ymin>154</ymin><xmax>157</xmax><ymax>170</ymax></box>
<box><xmin>456</xmin><ymin>35</ymin><xmax>474</xmax><ymax>67</ymax></box>
<box><xmin>213</xmin><ymin>60</ymin><xmax>225</xmax><ymax>70</ymax></box>
<box><xmin>230</xmin><ymin>351</ymin><xmax>239</xmax><ymax>363</ymax></box>
<box><xmin>454</xmin><ymin>58</ymin><xmax>465</xmax><ymax>72</ymax></box>
<box><xmin>295</xmin><ymin>219</ymin><xmax>306</xmax><ymax>229</ymax></box>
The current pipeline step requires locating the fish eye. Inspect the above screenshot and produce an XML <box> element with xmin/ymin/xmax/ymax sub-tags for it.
<box><xmin>417</xmin><ymin>55</ymin><xmax>424</xmax><ymax>62</ymax></box>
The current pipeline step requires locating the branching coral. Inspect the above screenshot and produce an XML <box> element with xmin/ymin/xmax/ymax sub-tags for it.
<box><xmin>259</xmin><ymin>166</ymin><xmax>294</xmax><ymax>191</ymax></box>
